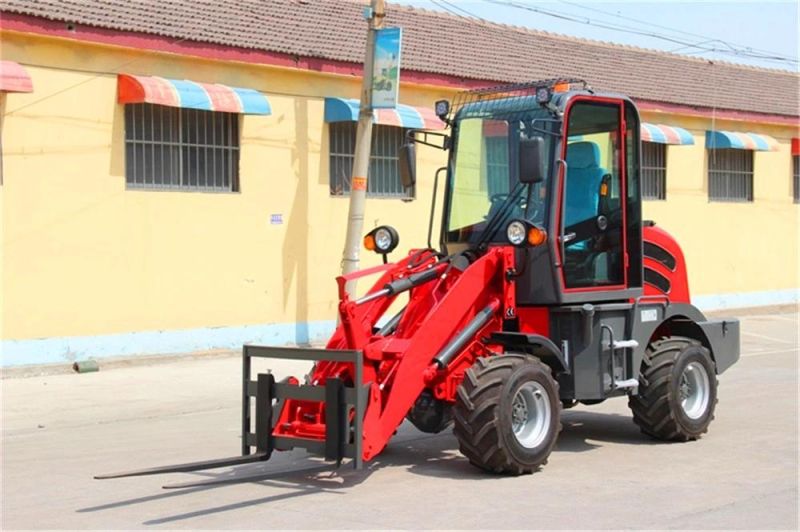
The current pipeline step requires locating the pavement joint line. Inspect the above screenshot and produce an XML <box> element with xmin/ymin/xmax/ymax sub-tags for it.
<box><xmin>741</xmin><ymin>331</ymin><xmax>797</xmax><ymax>344</ymax></box>
<box><xmin>741</xmin><ymin>347</ymin><xmax>799</xmax><ymax>358</ymax></box>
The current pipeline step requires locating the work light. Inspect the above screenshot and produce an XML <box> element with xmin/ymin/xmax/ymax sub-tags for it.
<box><xmin>434</xmin><ymin>100</ymin><xmax>450</xmax><ymax>120</ymax></box>
<box><xmin>535</xmin><ymin>86</ymin><xmax>552</xmax><ymax>105</ymax></box>
<box><xmin>364</xmin><ymin>225</ymin><xmax>399</xmax><ymax>255</ymax></box>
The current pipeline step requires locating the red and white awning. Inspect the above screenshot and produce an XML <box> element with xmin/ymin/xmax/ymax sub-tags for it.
<box><xmin>0</xmin><ymin>61</ymin><xmax>33</xmax><ymax>93</ymax></box>
<box><xmin>117</xmin><ymin>74</ymin><xmax>271</xmax><ymax>115</ymax></box>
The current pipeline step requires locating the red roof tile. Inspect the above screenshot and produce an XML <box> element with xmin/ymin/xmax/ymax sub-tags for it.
<box><xmin>2</xmin><ymin>0</ymin><xmax>798</xmax><ymax>117</ymax></box>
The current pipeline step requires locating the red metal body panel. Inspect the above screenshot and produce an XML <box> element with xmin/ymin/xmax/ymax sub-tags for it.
<box><xmin>642</xmin><ymin>224</ymin><xmax>690</xmax><ymax>303</ymax></box>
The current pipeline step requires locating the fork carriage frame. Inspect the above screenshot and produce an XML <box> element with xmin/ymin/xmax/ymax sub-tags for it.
<box><xmin>241</xmin><ymin>345</ymin><xmax>370</xmax><ymax>469</ymax></box>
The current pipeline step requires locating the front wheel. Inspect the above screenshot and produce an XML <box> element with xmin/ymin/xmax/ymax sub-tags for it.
<box><xmin>453</xmin><ymin>354</ymin><xmax>561</xmax><ymax>475</ymax></box>
<box><xmin>629</xmin><ymin>336</ymin><xmax>718</xmax><ymax>441</ymax></box>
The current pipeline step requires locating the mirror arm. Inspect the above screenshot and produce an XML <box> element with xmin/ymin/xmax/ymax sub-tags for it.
<box><xmin>405</xmin><ymin>129</ymin><xmax>450</xmax><ymax>150</ymax></box>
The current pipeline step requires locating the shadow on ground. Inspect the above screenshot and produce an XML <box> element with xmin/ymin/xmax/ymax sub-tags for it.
<box><xmin>76</xmin><ymin>409</ymin><xmax>655</xmax><ymax>525</ymax></box>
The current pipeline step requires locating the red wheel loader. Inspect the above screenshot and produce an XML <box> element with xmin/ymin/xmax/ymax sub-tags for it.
<box><xmin>98</xmin><ymin>80</ymin><xmax>740</xmax><ymax>485</ymax></box>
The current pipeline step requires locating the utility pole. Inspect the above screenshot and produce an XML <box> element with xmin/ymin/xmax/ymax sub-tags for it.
<box><xmin>340</xmin><ymin>0</ymin><xmax>386</xmax><ymax>296</ymax></box>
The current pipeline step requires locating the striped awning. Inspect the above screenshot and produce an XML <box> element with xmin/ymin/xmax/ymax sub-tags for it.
<box><xmin>705</xmin><ymin>130</ymin><xmax>778</xmax><ymax>151</ymax></box>
<box><xmin>324</xmin><ymin>98</ymin><xmax>445</xmax><ymax>130</ymax></box>
<box><xmin>641</xmin><ymin>123</ymin><xmax>694</xmax><ymax>145</ymax></box>
<box><xmin>0</xmin><ymin>61</ymin><xmax>33</xmax><ymax>93</ymax></box>
<box><xmin>118</xmin><ymin>74</ymin><xmax>271</xmax><ymax>115</ymax></box>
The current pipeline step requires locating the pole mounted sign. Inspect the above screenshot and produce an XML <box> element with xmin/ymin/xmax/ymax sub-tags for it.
<box><xmin>371</xmin><ymin>27</ymin><xmax>402</xmax><ymax>109</ymax></box>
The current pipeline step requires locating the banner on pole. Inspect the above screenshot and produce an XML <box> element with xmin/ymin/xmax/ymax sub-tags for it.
<box><xmin>372</xmin><ymin>27</ymin><xmax>402</xmax><ymax>109</ymax></box>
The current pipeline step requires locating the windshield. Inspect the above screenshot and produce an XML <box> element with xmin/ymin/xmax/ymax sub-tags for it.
<box><xmin>444</xmin><ymin>111</ymin><xmax>558</xmax><ymax>244</ymax></box>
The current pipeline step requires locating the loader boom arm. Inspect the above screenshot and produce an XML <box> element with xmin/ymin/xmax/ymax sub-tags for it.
<box><xmin>272</xmin><ymin>247</ymin><xmax>514</xmax><ymax>462</ymax></box>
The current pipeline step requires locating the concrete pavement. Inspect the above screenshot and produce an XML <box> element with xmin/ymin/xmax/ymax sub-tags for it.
<box><xmin>1</xmin><ymin>311</ymin><xmax>798</xmax><ymax>529</ymax></box>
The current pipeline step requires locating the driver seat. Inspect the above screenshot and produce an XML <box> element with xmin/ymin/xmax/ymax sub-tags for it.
<box><xmin>564</xmin><ymin>141</ymin><xmax>609</xmax><ymax>284</ymax></box>
<box><xmin>564</xmin><ymin>141</ymin><xmax>606</xmax><ymax>227</ymax></box>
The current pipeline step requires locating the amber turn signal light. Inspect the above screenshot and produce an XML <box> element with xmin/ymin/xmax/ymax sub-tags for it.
<box><xmin>527</xmin><ymin>226</ymin><xmax>547</xmax><ymax>246</ymax></box>
<box><xmin>363</xmin><ymin>234</ymin><xmax>376</xmax><ymax>251</ymax></box>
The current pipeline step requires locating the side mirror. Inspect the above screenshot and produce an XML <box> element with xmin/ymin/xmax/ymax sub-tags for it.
<box><xmin>399</xmin><ymin>143</ymin><xmax>416</xmax><ymax>188</ymax></box>
<box><xmin>518</xmin><ymin>137</ymin><xmax>546</xmax><ymax>184</ymax></box>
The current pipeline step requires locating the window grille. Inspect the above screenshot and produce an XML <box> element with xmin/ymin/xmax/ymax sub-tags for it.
<box><xmin>708</xmin><ymin>148</ymin><xmax>753</xmax><ymax>202</ymax></box>
<box><xmin>125</xmin><ymin>103</ymin><xmax>239</xmax><ymax>192</ymax></box>
<box><xmin>484</xmin><ymin>136</ymin><xmax>509</xmax><ymax>196</ymax></box>
<box><xmin>641</xmin><ymin>142</ymin><xmax>666</xmax><ymax>200</ymax></box>
<box><xmin>329</xmin><ymin>122</ymin><xmax>413</xmax><ymax>198</ymax></box>
<box><xmin>793</xmin><ymin>155</ymin><xmax>799</xmax><ymax>203</ymax></box>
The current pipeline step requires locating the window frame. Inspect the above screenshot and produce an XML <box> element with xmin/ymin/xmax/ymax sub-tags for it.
<box><xmin>328</xmin><ymin>121</ymin><xmax>415</xmax><ymax>199</ymax></box>
<box><xmin>124</xmin><ymin>103</ymin><xmax>241</xmax><ymax>193</ymax></box>
<box><xmin>707</xmin><ymin>148</ymin><xmax>754</xmax><ymax>203</ymax></box>
<box><xmin>641</xmin><ymin>141</ymin><xmax>667</xmax><ymax>201</ymax></box>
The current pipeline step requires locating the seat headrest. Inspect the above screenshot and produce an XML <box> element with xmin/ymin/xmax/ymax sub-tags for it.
<box><xmin>566</xmin><ymin>141</ymin><xmax>601</xmax><ymax>169</ymax></box>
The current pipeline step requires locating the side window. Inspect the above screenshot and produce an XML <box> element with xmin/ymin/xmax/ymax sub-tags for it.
<box><xmin>708</xmin><ymin>148</ymin><xmax>753</xmax><ymax>202</ymax></box>
<box><xmin>329</xmin><ymin>122</ymin><xmax>414</xmax><ymax>199</ymax></box>
<box><xmin>562</xmin><ymin>101</ymin><xmax>625</xmax><ymax>289</ymax></box>
<box><xmin>641</xmin><ymin>142</ymin><xmax>666</xmax><ymax>200</ymax></box>
<box><xmin>125</xmin><ymin>103</ymin><xmax>240</xmax><ymax>191</ymax></box>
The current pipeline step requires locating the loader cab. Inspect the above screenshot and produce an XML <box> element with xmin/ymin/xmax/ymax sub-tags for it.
<box><xmin>441</xmin><ymin>88</ymin><xmax>643</xmax><ymax>305</ymax></box>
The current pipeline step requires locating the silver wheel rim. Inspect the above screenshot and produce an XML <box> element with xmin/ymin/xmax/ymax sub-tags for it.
<box><xmin>679</xmin><ymin>361</ymin><xmax>710</xmax><ymax>420</ymax></box>
<box><xmin>511</xmin><ymin>382</ymin><xmax>551</xmax><ymax>448</ymax></box>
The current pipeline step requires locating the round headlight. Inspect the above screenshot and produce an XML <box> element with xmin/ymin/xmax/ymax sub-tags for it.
<box><xmin>364</xmin><ymin>225</ymin><xmax>399</xmax><ymax>255</ymax></box>
<box><xmin>374</xmin><ymin>228</ymin><xmax>394</xmax><ymax>252</ymax></box>
<box><xmin>506</xmin><ymin>220</ymin><xmax>527</xmax><ymax>246</ymax></box>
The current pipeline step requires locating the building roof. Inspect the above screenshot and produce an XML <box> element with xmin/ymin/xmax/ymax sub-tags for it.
<box><xmin>3</xmin><ymin>0</ymin><xmax>798</xmax><ymax>118</ymax></box>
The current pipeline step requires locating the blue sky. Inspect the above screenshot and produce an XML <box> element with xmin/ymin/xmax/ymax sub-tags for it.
<box><xmin>393</xmin><ymin>1</ymin><xmax>799</xmax><ymax>71</ymax></box>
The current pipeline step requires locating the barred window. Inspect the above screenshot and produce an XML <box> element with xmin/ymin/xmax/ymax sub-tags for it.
<box><xmin>329</xmin><ymin>122</ymin><xmax>413</xmax><ymax>198</ymax></box>
<box><xmin>125</xmin><ymin>103</ymin><xmax>239</xmax><ymax>192</ymax></box>
<box><xmin>708</xmin><ymin>148</ymin><xmax>753</xmax><ymax>202</ymax></box>
<box><xmin>793</xmin><ymin>155</ymin><xmax>799</xmax><ymax>203</ymax></box>
<box><xmin>485</xmin><ymin>136</ymin><xmax>509</xmax><ymax>196</ymax></box>
<box><xmin>641</xmin><ymin>142</ymin><xmax>666</xmax><ymax>200</ymax></box>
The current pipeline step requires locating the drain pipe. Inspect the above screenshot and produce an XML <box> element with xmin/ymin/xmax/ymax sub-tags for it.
<box><xmin>432</xmin><ymin>299</ymin><xmax>501</xmax><ymax>369</ymax></box>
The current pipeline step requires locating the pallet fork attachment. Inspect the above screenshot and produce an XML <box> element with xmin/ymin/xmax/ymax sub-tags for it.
<box><xmin>95</xmin><ymin>346</ymin><xmax>369</xmax><ymax>485</ymax></box>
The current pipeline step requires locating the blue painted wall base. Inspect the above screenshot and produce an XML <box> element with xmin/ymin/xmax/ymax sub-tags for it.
<box><xmin>2</xmin><ymin>288</ymin><xmax>797</xmax><ymax>367</ymax></box>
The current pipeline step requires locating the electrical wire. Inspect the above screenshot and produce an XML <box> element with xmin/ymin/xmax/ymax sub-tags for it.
<box><xmin>555</xmin><ymin>0</ymin><xmax>797</xmax><ymax>62</ymax></box>
<box><xmin>481</xmin><ymin>0</ymin><xmax>798</xmax><ymax>67</ymax></box>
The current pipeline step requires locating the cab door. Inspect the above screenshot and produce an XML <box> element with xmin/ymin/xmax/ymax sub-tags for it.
<box><xmin>558</xmin><ymin>99</ymin><xmax>628</xmax><ymax>293</ymax></box>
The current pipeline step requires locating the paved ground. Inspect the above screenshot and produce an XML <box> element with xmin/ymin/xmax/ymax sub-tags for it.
<box><xmin>2</xmin><ymin>311</ymin><xmax>798</xmax><ymax>530</ymax></box>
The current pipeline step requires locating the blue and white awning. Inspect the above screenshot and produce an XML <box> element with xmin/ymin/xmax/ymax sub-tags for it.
<box><xmin>324</xmin><ymin>98</ymin><xmax>445</xmax><ymax>129</ymax></box>
<box><xmin>705</xmin><ymin>130</ymin><xmax>778</xmax><ymax>151</ymax></box>
<box><xmin>641</xmin><ymin>123</ymin><xmax>694</xmax><ymax>145</ymax></box>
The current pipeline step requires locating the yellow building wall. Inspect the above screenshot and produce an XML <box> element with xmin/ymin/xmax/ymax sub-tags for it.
<box><xmin>1</xmin><ymin>32</ymin><xmax>454</xmax><ymax>363</ymax></box>
<box><xmin>639</xmin><ymin>111</ymin><xmax>799</xmax><ymax>305</ymax></box>
<box><xmin>1</xmin><ymin>30</ymin><xmax>798</xmax><ymax>366</ymax></box>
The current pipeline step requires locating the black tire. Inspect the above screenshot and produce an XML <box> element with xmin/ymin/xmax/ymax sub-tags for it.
<box><xmin>453</xmin><ymin>354</ymin><xmax>561</xmax><ymax>475</ymax></box>
<box><xmin>629</xmin><ymin>336</ymin><xmax>718</xmax><ymax>441</ymax></box>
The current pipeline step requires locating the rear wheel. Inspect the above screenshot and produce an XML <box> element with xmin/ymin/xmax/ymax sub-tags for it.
<box><xmin>453</xmin><ymin>354</ymin><xmax>561</xmax><ymax>475</ymax></box>
<box><xmin>629</xmin><ymin>336</ymin><xmax>718</xmax><ymax>441</ymax></box>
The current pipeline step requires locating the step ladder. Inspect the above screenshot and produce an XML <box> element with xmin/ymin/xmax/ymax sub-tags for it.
<box><xmin>600</xmin><ymin>325</ymin><xmax>640</xmax><ymax>391</ymax></box>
